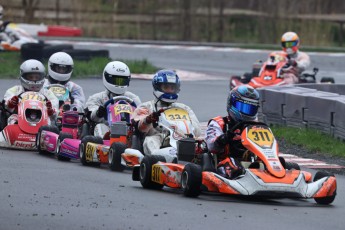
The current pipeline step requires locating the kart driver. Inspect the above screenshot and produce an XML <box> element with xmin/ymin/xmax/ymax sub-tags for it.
<box><xmin>4</xmin><ymin>59</ymin><xmax>59</xmax><ymax>125</ymax></box>
<box><xmin>280</xmin><ymin>31</ymin><xmax>311</xmax><ymax>84</ymax></box>
<box><xmin>0</xmin><ymin>5</ymin><xmax>11</xmax><ymax>44</ymax></box>
<box><xmin>86</xmin><ymin>61</ymin><xmax>141</xmax><ymax>138</ymax></box>
<box><xmin>132</xmin><ymin>69</ymin><xmax>201</xmax><ymax>157</ymax></box>
<box><xmin>44</xmin><ymin>52</ymin><xmax>85</xmax><ymax>110</ymax></box>
<box><xmin>205</xmin><ymin>85</ymin><xmax>260</xmax><ymax>179</ymax></box>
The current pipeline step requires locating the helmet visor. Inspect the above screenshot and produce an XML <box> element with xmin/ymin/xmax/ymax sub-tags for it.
<box><xmin>104</xmin><ymin>72</ymin><xmax>130</xmax><ymax>86</ymax></box>
<box><xmin>282</xmin><ymin>40</ymin><xmax>298</xmax><ymax>48</ymax></box>
<box><xmin>22</xmin><ymin>72</ymin><xmax>45</xmax><ymax>82</ymax></box>
<box><xmin>231</xmin><ymin>97</ymin><xmax>258</xmax><ymax>116</ymax></box>
<box><xmin>157</xmin><ymin>82</ymin><xmax>180</xmax><ymax>94</ymax></box>
<box><xmin>50</xmin><ymin>63</ymin><xmax>73</xmax><ymax>74</ymax></box>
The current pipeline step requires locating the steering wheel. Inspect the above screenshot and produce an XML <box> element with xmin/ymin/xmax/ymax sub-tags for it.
<box><xmin>102</xmin><ymin>96</ymin><xmax>137</xmax><ymax>120</ymax></box>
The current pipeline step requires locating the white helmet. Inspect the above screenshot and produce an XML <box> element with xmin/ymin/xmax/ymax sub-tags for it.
<box><xmin>48</xmin><ymin>52</ymin><xmax>74</xmax><ymax>84</ymax></box>
<box><xmin>20</xmin><ymin>59</ymin><xmax>46</xmax><ymax>92</ymax></box>
<box><xmin>102</xmin><ymin>61</ymin><xmax>131</xmax><ymax>95</ymax></box>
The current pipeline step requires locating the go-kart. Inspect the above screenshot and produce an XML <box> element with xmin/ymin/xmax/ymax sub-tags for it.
<box><xmin>78</xmin><ymin>96</ymin><xmax>141</xmax><ymax>170</ymax></box>
<box><xmin>230</xmin><ymin>51</ymin><xmax>334</xmax><ymax>89</ymax></box>
<box><xmin>35</xmin><ymin>103</ymin><xmax>87</xmax><ymax>160</ymax></box>
<box><xmin>0</xmin><ymin>91</ymin><xmax>49</xmax><ymax>150</ymax></box>
<box><xmin>1</xmin><ymin>22</ymin><xmax>39</xmax><ymax>51</ymax></box>
<box><xmin>132</xmin><ymin>106</ymin><xmax>207</xmax><ymax>183</ymax></box>
<box><xmin>45</xmin><ymin>84</ymin><xmax>73</xmax><ymax>129</ymax></box>
<box><xmin>134</xmin><ymin>120</ymin><xmax>337</xmax><ymax>205</ymax></box>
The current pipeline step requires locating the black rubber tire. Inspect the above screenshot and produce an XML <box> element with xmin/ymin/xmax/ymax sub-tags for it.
<box><xmin>79</xmin><ymin>135</ymin><xmax>103</xmax><ymax>166</ymax></box>
<box><xmin>20</xmin><ymin>42</ymin><xmax>45</xmax><ymax>61</ymax></box>
<box><xmin>109</xmin><ymin>142</ymin><xmax>127</xmax><ymax>172</ymax></box>
<box><xmin>131</xmin><ymin>135</ymin><xmax>143</xmax><ymax>152</ymax></box>
<box><xmin>140</xmin><ymin>155</ymin><xmax>166</xmax><ymax>190</ymax></box>
<box><xmin>320</xmin><ymin>77</ymin><xmax>335</xmax><ymax>84</ymax></box>
<box><xmin>313</xmin><ymin>171</ymin><xmax>336</xmax><ymax>205</ymax></box>
<box><xmin>42</xmin><ymin>44</ymin><xmax>74</xmax><ymax>59</ymax></box>
<box><xmin>242</xmin><ymin>72</ymin><xmax>253</xmax><ymax>83</ymax></box>
<box><xmin>279</xmin><ymin>156</ymin><xmax>286</xmax><ymax>169</ymax></box>
<box><xmin>56</xmin><ymin>132</ymin><xmax>73</xmax><ymax>161</ymax></box>
<box><xmin>80</xmin><ymin>123</ymin><xmax>90</xmax><ymax>140</ymax></box>
<box><xmin>36</xmin><ymin>125</ymin><xmax>59</xmax><ymax>155</ymax></box>
<box><xmin>181</xmin><ymin>163</ymin><xmax>202</xmax><ymax>197</ymax></box>
<box><xmin>285</xmin><ymin>161</ymin><xmax>300</xmax><ymax>170</ymax></box>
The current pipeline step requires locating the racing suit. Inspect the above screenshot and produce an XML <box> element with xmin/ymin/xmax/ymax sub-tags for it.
<box><xmin>132</xmin><ymin>100</ymin><xmax>201</xmax><ymax>158</ymax></box>
<box><xmin>85</xmin><ymin>90</ymin><xmax>141</xmax><ymax>138</ymax></box>
<box><xmin>205</xmin><ymin>116</ymin><xmax>245</xmax><ymax>179</ymax></box>
<box><xmin>4</xmin><ymin>85</ymin><xmax>59</xmax><ymax>125</ymax></box>
<box><xmin>44</xmin><ymin>79</ymin><xmax>86</xmax><ymax>110</ymax></box>
<box><xmin>281</xmin><ymin>51</ymin><xmax>311</xmax><ymax>84</ymax></box>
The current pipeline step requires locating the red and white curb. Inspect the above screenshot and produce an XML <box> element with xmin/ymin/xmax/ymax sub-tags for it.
<box><xmin>199</xmin><ymin>122</ymin><xmax>344</xmax><ymax>169</ymax></box>
<box><xmin>45</xmin><ymin>40</ymin><xmax>345</xmax><ymax>57</ymax></box>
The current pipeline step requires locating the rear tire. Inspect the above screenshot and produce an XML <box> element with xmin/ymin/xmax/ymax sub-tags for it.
<box><xmin>313</xmin><ymin>171</ymin><xmax>336</xmax><ymax>205</ymax></box>
<box><xmin>181</xmin><ymin>163</ymin><xmax>202</xmax><ymax>197</ymax></box>
<box><xmin>36</xmin><ymin>125</ymin><xmax>59</xmax><ymax>155</ymax></box>
<box><xmin>320</xmin><ymin>77</ymin><xmax>335</xmax><ymax>84</ymax></box>
<box><xmin>140</xmin><ymin>155</ymin><xmax>166</xmax><ymax>190</ymax></box>
<box><xmin>56</xmin><ymin>132</ymin><xmax>73</xmax><ymax>161</ymax></box>
<box><xmin>109</xmin><ymin>142</ymin><xmax>127</xmax><ymax>172</ymax></box>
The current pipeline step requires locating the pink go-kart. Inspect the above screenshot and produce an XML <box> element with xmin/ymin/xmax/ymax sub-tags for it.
<box><xmin>36</xmin><ymin>104</ymin><xmax>87</xmax><ymax>161</ymax></box>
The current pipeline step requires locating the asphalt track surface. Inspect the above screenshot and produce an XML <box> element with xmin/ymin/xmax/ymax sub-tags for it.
<box><xmin>1</xmin><ymin>44</ymin><xmax>345</xmax><ymax>230</ymax></box>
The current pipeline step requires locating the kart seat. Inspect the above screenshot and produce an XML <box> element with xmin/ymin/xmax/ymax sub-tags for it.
<box><xmin>201</xmin><ymin>153</ymin><xmax>216</xmax><ymax>173</ymax></box>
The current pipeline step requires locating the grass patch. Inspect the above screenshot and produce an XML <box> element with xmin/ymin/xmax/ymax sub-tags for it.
<box><xmin>271</xmin><ymin>125</ymin><xmax>345</xmax><ymax>158</ymax></box>
<box><xmin>0</xmin><ymin>51</ymin><xmax>159</xmax><ymax>78</ymax></box>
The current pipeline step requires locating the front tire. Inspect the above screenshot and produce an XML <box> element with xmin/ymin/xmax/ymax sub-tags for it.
<box><xmin>109</xmin><ymin>142</ymin><xmax>127</xmax><ymax>172</ymax></box>
<box><xmin>140</xmin><ymin>155</ymin><xmax>165</xmax><ymax>190</ymax></box>
<box><xmin>313</xmin><ymin>171</ymin><xmax>336</xmax><ymax>205</ymax></box>
<box><xmin>181</xmin><ymin>163</ymin><xmax>202</xmax><ymax>197</ymax></box>
<box><xmin>56</xmin><ymin>132</ymin><xmax>73</xmax><ymax>161</ymax></box>
<box><xmin>36</xmin><ymin>125</ymin><xmax>59</xmax><ymax>155</ymax></box>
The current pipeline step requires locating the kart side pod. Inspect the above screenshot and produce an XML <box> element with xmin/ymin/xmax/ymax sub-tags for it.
<box><xmin>177</xmin><ymin>138</ymin><xmax>196</xmax><ymax>162</ymax></box>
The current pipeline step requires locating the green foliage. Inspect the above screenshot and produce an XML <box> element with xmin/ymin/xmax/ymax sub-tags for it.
<box><xmin>271</xmin><ymin>125</ymin><xmax>345</xmax><ymax>158</ymax></box>
<box><xmin>0</xmin><ymin>51</ymin><xmax>158</xmax><ymax>78</ymax></box>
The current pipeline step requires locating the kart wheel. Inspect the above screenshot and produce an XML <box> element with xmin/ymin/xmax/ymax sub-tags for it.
<box><xmin>36</xmin><ymin>125</ymin><xmax>59</xmax><ymax>155</ymax></box>
<box><xmin>313</xmin><ymin>171</ymin><xmax>336</xmax><ymax>205</ymax></box>
<box><xmin>79</xmin><ymin>136</ymin><xmax>103</xmax><ymax>166</ymax></box>
<box><xmin>109</xmin><ymin>142</ymin><xmax>127</xmax><ymax>172</ymax></box>
<box><xmin>56</xmin><ymin>132</ymin><xmax>72</xmax><ymax>161</ymax></box>
<box><xmin>181</xmin><ymin>163</ymin><xmax>202</xmax><ymax>197</ymax></box>
<box><xmin>140</xmin><ymin>155</ymin><xmax>165</xmax><ymax>190</ymax></box>
<box><xmin>285</xmin><ymin>161</ymin><xmax>300</xmax><ymax>170</ymax></box>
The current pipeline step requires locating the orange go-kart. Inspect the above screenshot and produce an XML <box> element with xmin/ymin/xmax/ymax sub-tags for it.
<box><xmin>133</xmin><ymin>121</ymin><xmax>337</xmax><ymax>205</ymax></box>
<box><xmin>229</xmin><ymin>51</ymin><xmax>326</xmax><ymax>89</ymax></box>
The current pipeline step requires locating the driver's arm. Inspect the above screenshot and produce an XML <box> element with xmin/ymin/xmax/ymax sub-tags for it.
<box><xmin>132</xmin><ymin>104</ymin><xmax>152</xmax><ymax>134</ymax></box>
<box><xmin>205</xmin><ymin>120</ymin><xmax>224</xmax><ymax>153</ymax></box>
<box><xmin>85</xmin><ymin>92</ymin><xmax>106</xmax><ymax>123</ymax></box>
<box><xmin>3</xmin><ymin>86</ymin><xmax>22</xmax><ymax>112</ymax></box>
<box><xmin>295</xmin><ymin>52</ymin><xmax>311</xmax><ymax>73</ymax></box>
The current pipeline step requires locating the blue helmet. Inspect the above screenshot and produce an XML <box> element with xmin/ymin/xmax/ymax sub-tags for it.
<box><xmin>152</xmin><ymin>70</ymin><xmax>180</xmax><ymax>103</ymax></box>
<box><xmin>227</xmin><ymin>85</ymin><xmax>260</xmax><ymax>122</ymax></box>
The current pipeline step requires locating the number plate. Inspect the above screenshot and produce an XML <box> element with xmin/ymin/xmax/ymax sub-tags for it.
<box><xmin>152</xmin><ymin>165</ymin><xmax>162</xmax><ymax>184</ymax></box>
<box><xmin>164</xmin><ymin>108</ymin><xmax>190</xmax><ymax>121</ymax></box>
<box><xmin>49</xmin><ymin>86</ymin><xmax>67</xmax><ymax>97</ymax></box>
<box><xmin>114</xmin><ymin>104</ymin><xmax>132</xmax><ymax>115</ymax></box>
<box><xmin>247</xmin><ymin>126</ymin><xmax>274</xmax><ymax>148</ymax></box>
<box><xmin>21</xmin><ymin>92</ymin><xmax>45</xmax><ymax>102</ymax></box>
<box><xmin>85</xmin><ymin>143</ymin><xmax>96</xmax><ymax>162</ymax></box>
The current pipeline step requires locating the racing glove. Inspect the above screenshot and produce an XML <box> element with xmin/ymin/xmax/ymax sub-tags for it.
<box><xmin>215</xmin><ymin>131</ymin><xmax>235</xmax><ymax>147</ymax></box>
<box><xmin>288</xmin><ymin>59</ymin><xmax>297</xmax><ymax>67</ymax></box>
<box><xmin>46</xmin><ymin>100</ymin><xmax>55</xmax><ymax>117</ymax></box>
<box><xmin>145</xmin><ymin>111</ymin><xmax>160</xmax><ymax>124</ymax></box>
<box><xmin>96</xmin><ymin>105</ymin><xmax>107</xmax><ymax>118</ymax></box>
<box><xmin>7</xmin><ymin>96</ymin><xmax>19</xmax><ymax>109</ymax></box>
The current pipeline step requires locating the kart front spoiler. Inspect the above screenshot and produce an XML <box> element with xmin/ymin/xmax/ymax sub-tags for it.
<box><xmin>202</xmin><ymin>169</ymin><xmax>336</xmax><ymax>199</ymax></box>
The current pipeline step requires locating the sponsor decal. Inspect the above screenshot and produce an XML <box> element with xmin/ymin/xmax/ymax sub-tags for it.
<box><xmin>14</xmin><ymin>141</ymin><xmax>35</xmax><ymax>148</ymax></box>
